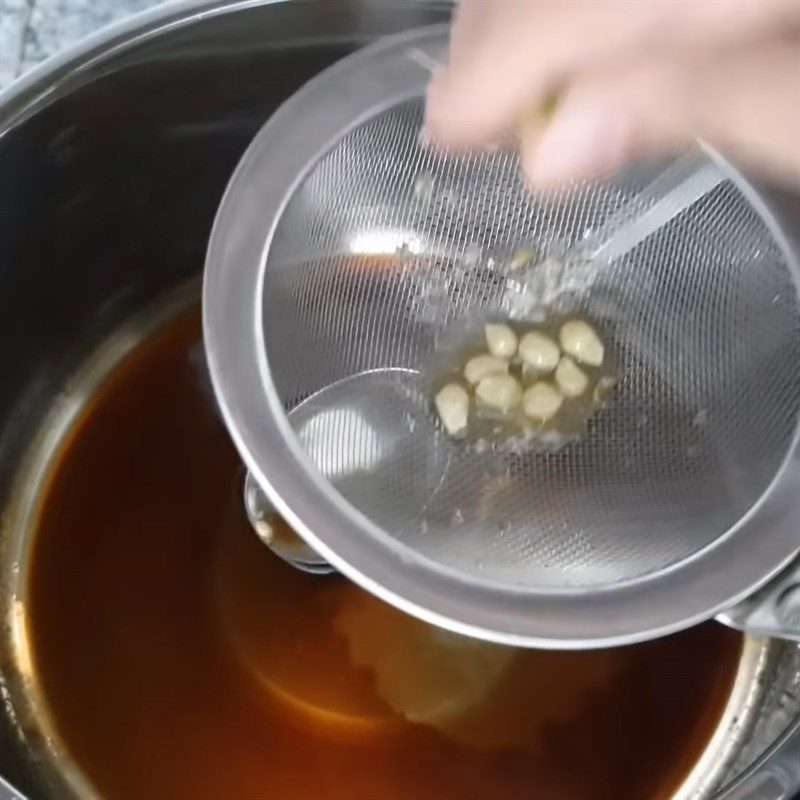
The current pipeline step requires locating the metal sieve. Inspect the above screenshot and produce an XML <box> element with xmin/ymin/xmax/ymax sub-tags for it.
<box><xmin>204</xmin><ymin>25</ymin><xmax>800</xmax><ymax>648</ymax></box>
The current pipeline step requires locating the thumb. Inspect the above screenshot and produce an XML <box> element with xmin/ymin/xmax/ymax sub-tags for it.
<box><xmin>520</xmin><ymin>61</ymin><xmax>696</xmax><ymax>189</ymax></box>
<box><xmin>521</xmin><ymin>39</ymin><xmax>800</xmax><ymax>190</ymax></box>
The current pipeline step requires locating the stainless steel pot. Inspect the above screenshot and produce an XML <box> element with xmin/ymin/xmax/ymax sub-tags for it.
<box><xmin>0</xmin><ymin>2</ymin><xmax>798</xmax><ymax>799</ymax></box>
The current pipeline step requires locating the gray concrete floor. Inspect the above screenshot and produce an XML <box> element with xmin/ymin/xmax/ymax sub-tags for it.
<box><xmin>0</xmin><ymin>0</ymin><xmax>168</xmax><ymax>89</ymax></box>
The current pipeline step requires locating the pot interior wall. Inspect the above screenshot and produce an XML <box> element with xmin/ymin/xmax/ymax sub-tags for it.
<box><xmin>0</xmin><ymin>2</ymin><xmax>450</xmax><ymax>794</ymax></box>
<box><xmin>0</xmin><ymin>0</ymin><xmax>453</xmax><ymax>511</ymax></box>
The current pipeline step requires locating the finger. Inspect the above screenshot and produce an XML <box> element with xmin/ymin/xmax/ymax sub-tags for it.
<box><xmin>426</xmin><ymin>0</ymin><xmax>661</xmax><ymax>147</ymax></box>
<box><xmin>695</xmin><ymin>36</ymin><xmax>800</xmax><ymax>186</ymax></box>
<box><xmin>426</xmin><ymin>0</ymin><xmax>658</xmax><ymax>147</ymax></box>
<box><xmin>520</xmin><ymin>59</ymin><xmax>692</xmax><ymax>189</ymax></box>
<box><xmin>426</xmin><ymin>0</ymin><xmax>800</xmax><ymax>150</ymax></box>
<box><xmin>519</xmin><ymin>38</ymin><xmax>800</xmax><ymax>190</ymax></box>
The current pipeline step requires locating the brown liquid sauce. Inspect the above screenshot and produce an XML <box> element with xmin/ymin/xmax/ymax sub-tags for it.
<box><xmin>28</xmin><ymin>311</ymin><xmax>743</xmax><ymax>800</ymax></box>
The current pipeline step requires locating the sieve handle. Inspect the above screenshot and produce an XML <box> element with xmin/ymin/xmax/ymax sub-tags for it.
<box><xmin>583</xmin><ymin>153</ymin><xmax>727</xmax><ymax>265</ymax></box>
<box><xmin>714</xmin><ymin>718</ymin><xmax>800</xmax><ymax>800</ymax></box>
<box><xmin>716</xmin><ymin>560</ymin><xmax>800</xmax><ymax>642</ymax></box>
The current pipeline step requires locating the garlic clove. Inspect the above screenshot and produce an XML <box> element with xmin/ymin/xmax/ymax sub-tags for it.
<box><xmin>464</xmin><ymin>354</ymin><xmax>509</xmax><ymax>386</ymax></box>
<box><xmin>518</xmin><ymin>331</ymin><xmax>560</xmax><ymax>373</ymax></box>
<box><xmin>475</xmin><ymin>375</ymin><xmax>522</xmax><ymax>414</ymax></box>
<box><xmin>555</xmin><ymin>356</ymin><xmax>589</xmax><ymax>398</ymax></box>
<box><xmin>484</xmin><ymin>324</ymin><xmax>518</xmax><ymax>359</ymax></box>
<box><xmin>559</xmin><ymin>320</ymin><xmax>604</xmax><ymax>366</ymax></box>
<box><xmin>435</xmin><ymin>383</ymin><xmax>470</xmax><ymax>436</ymax></box>
<box><xmin>523</xmin><ymin>382</ymin><xmax>564</xmax><ymax>421</ymax></box>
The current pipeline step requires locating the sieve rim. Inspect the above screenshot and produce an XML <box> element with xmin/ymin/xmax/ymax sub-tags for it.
<box><xmin>204</xmin><ymin>25</ymin><xmax>800</xmax><ymax>647</ymax></box>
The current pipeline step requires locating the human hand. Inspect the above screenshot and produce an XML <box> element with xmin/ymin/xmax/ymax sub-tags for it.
<box><xmin>425</xmin><ymin>0</ymin><xmax>800</xmax><ymax>188</ymax></box>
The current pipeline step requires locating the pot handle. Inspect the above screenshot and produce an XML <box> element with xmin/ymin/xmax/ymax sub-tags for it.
<box><xmin>716</xmin><ymin>560</ymin><xmax>800</xmax><ymax>642</ymax></box>
<box><xmin>715</xmin><ymin>718</ymin><xmax>800</xmax><ymax>800</ymax></box>
<box><xmin>0</xmin><ymin>775</ymin><xmax>26</xmax><ymax>800</ymax></box>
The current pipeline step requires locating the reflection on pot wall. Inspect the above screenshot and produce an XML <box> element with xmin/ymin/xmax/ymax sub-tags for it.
<box><xmin>0</xmin><ymin>2</ymin><xmax>798</xmax><ymax>799</ymax></box>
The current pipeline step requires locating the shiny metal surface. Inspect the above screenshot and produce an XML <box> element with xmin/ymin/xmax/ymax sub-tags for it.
<box><xmin>719</xmin><ymin>561</ymin><xmax>800</xmax><ymax>642</ymax></box>
<box><xmin>0</xmin><ymin>776</ymin><xmax>25</xmax><ymax>800</ymax></box>
<box><xmin>244</xmin><ymin>470</ymin><xmax>335</xmax><ymax>574</ymax></box>
<box><xmin>717</xmin><ymin>719</ymin><xmax>800</xmax><ymax>800</ymax></box>
<box><xmin>0</xmin><ymin>2</ymin><xmax>451</xmax><ymax>797</ymax></box>
<box><xmin>205</xmin><ymin>25</ymin><xmax>800</xmax><ymax>648</ymax></box>
<box><xmin>0</xmin><ymin>1</ymin><xmax>798</xmax><ymax>799</ymax></box>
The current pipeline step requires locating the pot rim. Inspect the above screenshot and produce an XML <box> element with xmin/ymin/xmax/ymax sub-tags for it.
<box><xmin>0</xmin><ymin>0</ymin><xmax>284</xmax><ymax>130</ymax></box>
<box><xmin>0</xmin><ymin>1</ymin><xmax>797</xmax><ymax>799</ymax></box>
